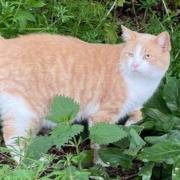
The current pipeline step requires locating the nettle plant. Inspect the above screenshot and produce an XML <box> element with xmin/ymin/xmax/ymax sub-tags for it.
<box><xmin>0</xmin><ymin>76</ymin><xmax>179</xmax><ymax>179</ymax></box>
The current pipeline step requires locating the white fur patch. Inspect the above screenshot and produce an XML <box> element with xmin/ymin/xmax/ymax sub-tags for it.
<box><xmin>114</xmin><ymin>73</ymin><xmax>161</xmax><ymax>123</ymax></box>
<box><xmin>135</xmin><ymin>44</ymin><xmax>142</xmax><ymax>59</ymax></box>
<box><xmin>0</xmin><ymin>93</ymin><xmax>39</xmax><ymax>162</ymax></box>
<box><xmin>0</xmin><ymin>93</ymin><xmax>38</xmax><ymax>138</ymax></box>
<box><xmin>77</xmin><ymin>101</ymin><xmax>99</xmax><ymax>120</ymax></box>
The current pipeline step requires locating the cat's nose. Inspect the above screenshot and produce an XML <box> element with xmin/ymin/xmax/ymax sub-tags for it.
<box><xmin>131</xmin><ymin>63</ymin><xmax>139</xmax><ymax>69</ymax></box>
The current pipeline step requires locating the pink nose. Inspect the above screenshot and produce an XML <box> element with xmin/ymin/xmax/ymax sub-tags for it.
<box><xmin>132</xmin><ymin>63</ymin><xmax>139</xmax><ymax>69</ymax></box>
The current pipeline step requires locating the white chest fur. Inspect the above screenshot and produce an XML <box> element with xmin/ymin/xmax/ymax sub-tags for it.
<box><xmin>115</xmin><ymin>73</ymin><xmax>161</xmax><ymax>121</ymax></box>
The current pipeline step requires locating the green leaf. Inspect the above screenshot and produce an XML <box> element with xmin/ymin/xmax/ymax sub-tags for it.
<box><xmin>0</xmin><ymin>165</ymin><xmax>11</xmax><ymax>178</ymax></box>
<box><xmin>89</xmin><ymin>165</ymin><xmax>109</xmax><ymax>179</ymax></box>
<box><xmin>138</xmin><ymin>140</ymin><xmax>180</xmax><ymax>163</ymax></box>
<box><xmin>138</xmin><ymin>162</ymin><xmax>154</xmax><ymax>180</ymax></box>
<box><xmin>14</xmin><ymin>10</ymin><xmax>35</xmax><ymax>28</ymax></box>
<box><xmin>48</xmin><ymin>166</ymin><xmax>90</xmax><ymax>180</ymax></box>
<box><xmin>24</xmin><ymin>123</ymin><xmax>83</xmax><ymax>163</ymax></box>
<box><xmin>145</xmin><ymin>134</ymin><xmax>168</xmax><ymax>144</ymax></box>
<box><xmin>6</xmin><ymin>169</ymin><xmax>36</xmax><ymax>180</ymax></box>
<box><xmin>117</xmin><ymin>0</ymin><xmax>126</xmax><ymax>7</ymax></box>
<box><xmin>173</xmin><ymin>116</ymin><xmax>180</xmax><ymax>129</ymax></box>
<box><xmin>51</xmin><ymin>123</ymin><xmax>84</xmax><ymax>148</ymax></box>
<box><xmin>99</xmin><ymin>147</ymin><xmax>133</xmax><ymax>168</ymax></box>
<box><xmin>127</xmin><ymin>125</ymin><xmax>144</xmax><ymax>134</ymax></box>
<box><xmin>129</xmin><ymin>129</ymin><xmax>146</xmax><ymax>148</ymax></box>
<box><xmin>71</xmin><ymin>150</ymin><xmax>93</xmax><ymax>168</ymax></box>
<box><xmin>112</xmin><ymin>136</ymin><xmax>129</xmax><ymax>149</ymax></box>
<box><xmin>145</xmin><ymin>108</ymin><xmax>175</xmax><ymax>131</ymax></box>
<box><xmin>24</xmin><ymin>135</ymin><xmax>53</xmax><ymax>164</ymax></box>
<box><xmin>27</xmin><ymin>0</ymin><xmax>46</xmax><ymax>8</ymax></box>
<box><xmin>47</xmin><ymin>96</ymin><xmax>80</xmax><ymax>123</ymax></box>
<box><xmin>104</xmin><ymin>23</ymin><xmax>118</xmax><ymax>43</ymax></box>
<box><xmin>89</xmin><ymin>123</ymin><xmax>128</xmax><ymax>145</ymax></box>
<box><xmin>163</xmin><ymin>77</ymin><xmax>180</xmax><ymax>115</ymax></box>
<box><xmin>140</xmin><ymin>120</ymin><xmax>155</xmax><ymax>129</ymax></box>
<box><xmin>144</xmin><ymin>83</ymin><xmax>170</xmax><ymax>114</ymax></box>
<box><xmin>145</xmin><ymin>130</ymin><xmax>180</xmax><ymax>144</ymax></box>
<box><xmin>125</xmin><ymin>128</ymin><xmax>146</xmax><ymax>156</ymax></box>
<box><xmin>173</xmin><ymin>155</ymin><xmax>180</xmax><ymax>180</ymax></box>
<box><xmin>167</xmin><ymin>130</ymin><xmax>180</xmax><ymax>141</ymax></box>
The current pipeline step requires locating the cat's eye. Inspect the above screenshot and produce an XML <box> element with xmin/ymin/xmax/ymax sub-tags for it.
<box><xmin>144</xmin><ymin>54</ymin><xmax>150</xmax><ymax>60</ymax></box>
<box><xmin>127</xmin><ymin>52</ymin><xmax>134</xmax><ymax>57</ymax></box>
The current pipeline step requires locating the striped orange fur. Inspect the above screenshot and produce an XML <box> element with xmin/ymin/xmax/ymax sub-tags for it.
<box><xmin>0</xmin><ymin>26</ymin><xmax>171</xmax><ymax>162</ymax></box>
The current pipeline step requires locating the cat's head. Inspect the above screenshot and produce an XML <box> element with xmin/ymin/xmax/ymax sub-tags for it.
<box><xmin>120</xmin><ymin>25</ymin><xmax>171</xmax><ymax>79</ymax></box>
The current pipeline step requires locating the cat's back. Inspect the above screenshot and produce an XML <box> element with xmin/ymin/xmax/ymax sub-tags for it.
<box><xmin>0</xmin><ymin>33</ymin><xmax>122</xmax><ymax>69</ymax></box>
<box><xmin>0</xmin><ymin>34</ymin><xmax>88</xmax><ymax>59</ymax></box>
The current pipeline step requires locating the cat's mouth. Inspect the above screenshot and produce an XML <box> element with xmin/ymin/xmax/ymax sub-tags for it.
<box><xmin>132</xmin><ymin>67</ymin><xmax>139</xmax><ymax>72</ymax></box>
<box><xmin>131</xmin><ymin>66</ymin><xmax>141</xmax><ymax>73</ymax></box>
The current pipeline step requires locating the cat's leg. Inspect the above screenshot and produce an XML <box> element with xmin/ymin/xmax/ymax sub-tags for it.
<box><xmin>125</xmin><ymin>109</ymin><xmax>142</xmax><ymax>126</ymax></box>
<box><xmin>89</xmin><ymin>109</ymin><xmax>119</xmax><ymax>166</ymax></box>
<box><xmin>89</xmin><ymin>120</ymin><xmax>110</xmax><ymax>167</ymax></box>
<box><xmin>0</xmin><ymin>93</ymin><xmax>42</xmax><ymax>163</ymax></box>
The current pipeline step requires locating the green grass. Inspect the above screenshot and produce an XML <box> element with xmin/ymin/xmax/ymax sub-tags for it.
<box><xmin>0</xmin><ymin>0</ymin><xmax>179</xmax><ymax>179</ymax></box>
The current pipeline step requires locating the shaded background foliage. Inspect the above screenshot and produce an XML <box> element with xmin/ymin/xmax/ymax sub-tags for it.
<box><xmin>0</xmin><ymin>0</ymin><xmax>179</xmax><ymax>179</ymax></box>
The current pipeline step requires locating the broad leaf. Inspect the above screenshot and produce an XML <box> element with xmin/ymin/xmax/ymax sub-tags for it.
<box><xmin>99</xmin><ymin>147</ymin><xmax>133</xmax><ymax>168</ymax></box>
<box><xmin>145</xmin><ymin>130</ymin><xmax>180</xmax><ymax>144</ymax></box>
<box><xmin>144</xmin><ymin>108</ymin><xmax>175</xmax><ymax>131</ymax></box>
<box><xmin>47</xmin><ymin>96</ymin><xmax>80</xmax><ymax>123</ymax></box>
<box><xmin>138</xmin><ymin>140</ymin><xmax>180</xmax><ymax>163</ymax></box>
<box><xmin>125</xmin><ymin>128</ymin><xmax>146</xmax><ymax>156</ymax></box>
<box><xmin>51</xmin><ymin>123</ymin><xmax>84</xmax><ymax>148</ymax></box>
<box><xmin>145</xmin><ymin>134</ymin><xmax>168</xmax><ymax>144</ymax></box>
<box><xmin>127</xmin><ymin>125</ymin><xmax>144</xmax><ymax>134</ymax></box>
<box><xmin>5</xmin><ymin>169</ymin><xmax>36</xmax><ymax>180</ymax></box>
<box><xmin>48</xmin><ymin>166</ymin><xmax>90</xmax><ymax>180</ymax></box>
<box><xmin>89</xmin><ymin>123</ymin><xmax>128</xmax><ymax>145</ymax></box>
<box><xmin>144</xmin><ymin>83</ymin><xmax>170</xmax><ymax>114</ymax></box>
<box><xmin>163</xmin><ymin>77</ymin><xmax>180</xmax><ymax>115</ymax></box>
<box><xmin>24</xmin><ymin>136</ymin><xmax>53</xmax><ymax>164</ymax></box>
<box><xmin>24</xmin><ymin>123</ymin><xmax>83</xmax><ymax>163</ymax></box>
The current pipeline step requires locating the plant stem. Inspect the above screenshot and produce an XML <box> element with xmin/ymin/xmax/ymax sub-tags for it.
<box><xmin>95</xmin><ymin>0</ymin><xmax>117</xmax><ymax>30</ymax></box>
<box><xmin>131</xmin><ymin>0</ymin><xmax>139</xmax><ymax>27</ymax></box>
<box><xmin>107</xmin><ymin>0</ymin><xmax>117</xmax><ymax>16</ymax></box>
<box><xmin>162</xmin><ymin>0</ymin><xmax>169</xmax><ymax>15</ymax></box>
<box><xmin>73</xmin><ymin>137</ymin><xmax>82</xmax><ymax>169</ymax></box>
<box><xmin>143</xmin><ymin>8</ymin><xmax>148</xmax><ymax>23</ymax></box>
<box><xmin>162</xmin><ymin>0</ymin><xmax>174</xmax><ymax>33</ymax></box>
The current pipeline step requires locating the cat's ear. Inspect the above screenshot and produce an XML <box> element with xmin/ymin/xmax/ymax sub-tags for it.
<box><xmin>121</xmin><ymin>25</ymin><xmax>136</xmax><ymax>41</ymax></box>
<box><xmin>156</xmin><ymin>31</ymin><xmax>171</xmax><ymax>51</ymax></box>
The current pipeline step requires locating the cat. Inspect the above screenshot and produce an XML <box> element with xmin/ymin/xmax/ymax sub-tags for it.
<box><xmin>0</xmin><ymin>26</ymin><xmax>171</xmax><ymax>163</ymax></box>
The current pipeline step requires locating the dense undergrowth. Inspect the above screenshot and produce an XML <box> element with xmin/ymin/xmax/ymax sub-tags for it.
<box><xmin>0</xmin><ymin>0</ymin><xmax>179</xmax><ymax>179</ymax></box>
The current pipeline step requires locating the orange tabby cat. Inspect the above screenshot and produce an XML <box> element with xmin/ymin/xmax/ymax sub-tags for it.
<box><xmin>0</xmin><ymin>26</ymin><xmax>171</xmax><ymax>163</ymax></box>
